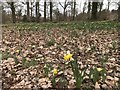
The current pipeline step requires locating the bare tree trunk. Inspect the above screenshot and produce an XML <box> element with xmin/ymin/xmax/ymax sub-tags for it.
<box><xmin>11</xmin><ymin>2</ymin><xmax>16</xmax><ymax>23</ymax></box>
<box><xmin>59</xmin><ymin>0</ymin><xmax>70</xmax><ymax>21</ymax></box>
<box><xmin>63</xmin><ymin>8</ymin><xmax>66</xmax><ymax>19</ymax></box>
<box><xmin>83</xmin><ymin>2</ymin><xmax>87</xmax><ymax>14</ymax></box>
<box><xmin>44</xmin><ymin>0</ymin><xmax>46</xmax><ymax>22</ymax></box>
<box><xmin>107</xmin><ymin>0</ymin><xmax>111</xmax><ymax>11</ymax></box>
<box><xmin>31</xmin><ymin>2</ymin><xmax>33</xmax><ymax>18</ymax></box>
<box><xmin>87</xmin><ymin>0</ymin><xmax>91</xmax><ymax>19</ymax></box>
<box><xmin>36</xmin><ymin>2</ymin><xmax>38</xmax><ymax>18</ymax></box>
<box><xmin>64</xmin><ymin>0</ymin><xmax>68</xmax><ymax>20</ymax></box>
<box><xmin>50</xmin><ymin>0</ymin><xmax>53</xmax><ymax>21</ymax></box>
<box><xmin>36</xmin><ymin>1</ymin><xmax>39</xmax><ymax>22</ymax></box>
<box><xmin>118</xmin><ymin>4</ymin><xmax>120</xmax><ymax>21</ymax></box>
<box><xmin>87</xmin><ymin>0</ymin><xmax>91</xmax><ymax>14</ymax></box>
<box><xmin>91</xmin><ymin>2</ymin><xmax>98</xmax><ymax>20</ymax></box>
<box><xmin>26</xmin><ymin>1</ymin><xmax>30</xmax><ymax>21</ymax></box>
<box><xmin>99</xmin><ymin>2</ymin><xmax>103</xmax><ymax>14</ymax></box>
<box><xmin>73</xmin><ymin>0</ymin><xmax>76</xmax><ymax>20</ymax></box>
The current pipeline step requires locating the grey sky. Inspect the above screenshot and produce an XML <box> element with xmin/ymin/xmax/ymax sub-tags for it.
<box><xmin>1</xmin><ymin>0</ymin><xmax>119</xmax><ymax>17</ymax></box>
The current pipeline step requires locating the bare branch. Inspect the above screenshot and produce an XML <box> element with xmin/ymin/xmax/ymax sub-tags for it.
<box><xmin>59</xmin><ymin>2</ymin><xmax>64</xmax><ymax>9</ymax></box>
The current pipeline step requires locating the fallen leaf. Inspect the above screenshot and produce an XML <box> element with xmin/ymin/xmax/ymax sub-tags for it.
<box><xmin>95</xmin><ymin>82</ymin><xmax>100</xmax><ymax>89</ymax></box>
<box><xmin>106</xmin><ymin>76</ymin><xmax>114</xmax><ymax>81</ymax></box>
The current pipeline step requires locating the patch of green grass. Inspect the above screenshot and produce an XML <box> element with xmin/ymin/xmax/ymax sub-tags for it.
<box><xmin>70</xmin><ymin>30</ymin><xmax>79</xmax><ymax>38</ymax></box>
<box><xmin>22</xmin><ymin>57</ymin><xmax>37</xmax><ymax>68</ymax></box>
<box><xmin>2</xmin><ymin>21</ymin><xmax>119</xmax><ymax>31</ymax></box>
<box><xmin>2</xmin><ymin>51</ymin><xmax>10</xmax><ymax>60</ymax></box>
<box><xmin>45</xmin><ymin>38</ymin><xmax>56</xmax><ymax>47</ymax></box>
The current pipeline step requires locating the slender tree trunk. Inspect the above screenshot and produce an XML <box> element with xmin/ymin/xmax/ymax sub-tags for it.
<box><xmin>87</xmin><ymin>1</ymin><xmax>91</xmax><ymax>14</ymax></box>
<box><xmin>36</xmin><ymin>1</ymin><xmax>39</xmax><ymax>22</ymax></box>
<box><xmin>99</xmin><ymin>2</ymin><xmax>103</xmax><ymax>13</ymax></box>
<box><xmin>31</xmin><ymin>2</ymin><xmax>33</xmax><ymax>18</ymax></box>
<box><xmin>63</xmin><ymin>8</ymin><xmax>66</xmax><ymax>19</ymax></box>
<box><xmin>50</xmin><ymin>0</ymin><xmax>53</xmax><ymax>21</ymax></box>
<box><xmin>26</xmin><ymin>1</ymin><xmax>30</xmax><ymax>21</ymax></box>
<box><xmin>11</xmin><ymin>2</ymin><xmax>16</xmax><ymax>23</ymax></box>
<box><xmin>87</xmin><ymin>0</ymin><xmax>91</xmax><ymax>19</ymax></box>
<box><xmin>37</xmin><ymin>1</ymin><xmax>40</xmax><ymax>14</ymax></box>
<box><xmin>44</xmin><ymin>0</ymin><xmax>46</xmax><ymax>22</ymax></box>
<box><xmin>107</xmin><ymin>0</ymin><xmax>110</xmax><ymax>11</ymax></box>
<box><xmin>59</xmin><ymin>0</ymin><xmax>69</xmax><ymax>21</ymax></box>
<box><xmin>99</xmin><ymin>2</ymin><xmax>103</xmax><ymax>14</ymax></box>
<box><xmin>118</xmin><ymin>4</ymin><xmax>120</xmax><ymax>21</ymax></box>
<box><xmin>83</xmin><ymin>2</ymin><xmax>87</xmax><ymax>14</ymax></box>
<box><xmin>91</xmin><ymin>2</ymin><xmax>98</xmax><ymax>20</ymax></box>
<box><xmin>36</xmin><ymin>2</ymin><xmax>38</xmax><ymax>18</ymax></box>
<box><xmin>73</xmin><ymin>0</ymin><xmax>76</xmax><ymax>20</ymax></box>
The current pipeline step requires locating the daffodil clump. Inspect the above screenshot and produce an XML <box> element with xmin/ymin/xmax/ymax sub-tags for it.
<box><xmin>64</xmin><ymin>50</ymin><xmax>86</xmax><ymax>88</ymax></box>
<box><xmin>52</xmin><ymin>68</ymin><xmax>58</xmax><ymax>87</ymax></box>
<box><xmin>43</xmin><ymin>64</ymin><xmax>49</xmax><ymax>76</ymax></box>
<box><xmin>90</xmin><ymin>67</ymin><xmax>106</xmax><ymax>84</ymax></box>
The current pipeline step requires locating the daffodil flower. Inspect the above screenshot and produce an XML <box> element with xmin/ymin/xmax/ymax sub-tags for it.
<box><xmin>64</xmin><ymin>54</ymin><xmax>73</xmax><ymax>60</ymax></box>
<box><xmin>97</xmin><ymin>68</ymin><xmax>103</xmax><ymax>72</ymax></box>
<box><xmin>64</xmin><ymin>50</ymin><xmax>73</xmax><ymax>61</ymax></box>
<box><xmin>53</xmin><ymin>68</ymin><xmax>57</xmax><ymax>75</ymax></box>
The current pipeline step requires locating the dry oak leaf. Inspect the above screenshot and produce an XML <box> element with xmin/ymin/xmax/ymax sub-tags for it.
<box><xmin>95</xmin><ymin>82</ymin><xmax>100</xmax><ymax>89</ymax></box>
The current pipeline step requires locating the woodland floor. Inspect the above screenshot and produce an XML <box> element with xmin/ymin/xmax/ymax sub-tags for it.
<box><xmin>1</xmin><ymin>21</ymin><xmax>120</xmax><ymax>89</ymax></box>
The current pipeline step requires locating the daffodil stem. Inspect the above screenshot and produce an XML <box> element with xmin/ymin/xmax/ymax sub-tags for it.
<box><xmin>52</xmin><ymin>76</ymin><xmax>56</xmax><ymax>87</ymax></box>
<box><xmin>70</xmin><ymin>60</ymin><xmax>81</xmax><ymax>88</ymax></box>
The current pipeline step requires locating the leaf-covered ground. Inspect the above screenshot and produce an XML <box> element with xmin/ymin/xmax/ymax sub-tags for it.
<box><xmin>1</xmin><ymin>21</ymin><xmax>120</xmax><ymax>89</ymax></box>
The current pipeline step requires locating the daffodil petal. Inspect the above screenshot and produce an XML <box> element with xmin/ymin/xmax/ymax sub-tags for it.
<box><xmin>64</xmin><ymin>54</ymin><xmax>73</xmax><ymax>60</ymax></box>
<box><xmin>16</xmin><ymin>50</ymin><xmax>19</xmax><ymax>53</ymax></box>
<box><xmin>53</xmin><ymin>68</ymin><xmax>57</xmax><ymax>75</ymax></box>
<box><xmin>67</xmin><ymin>50</ymin><xmax>70</xmax><ymax>54</ymax></box>
<box><xmin>97</xmin><ymin>68</ymin><xmax>103</xmax><ymax>72</ymax></box>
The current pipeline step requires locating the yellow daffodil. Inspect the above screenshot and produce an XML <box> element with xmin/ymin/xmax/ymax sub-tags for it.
<box><xmin>64</xmin><ymin>54</ymin><xmax>73</xmax><ymax>60</ymax></box>
<box><xmin>16</xmin><ymin>50</ymin><xmax>20</xmax><ymax>53</ymax></box>
<box><xmin>64</xmin><ymin>50</ymin><xmax>73</xmax><ymax>61</ymax></box>
<box><xmin>53</xmin><ymin>68</ymin><xmax>57</xmax><ymax>75</ymax></box>
<box><xmin>97</xmin><ymin>68</ymin><xmax>103</xmax><ymax>72</ymax></box>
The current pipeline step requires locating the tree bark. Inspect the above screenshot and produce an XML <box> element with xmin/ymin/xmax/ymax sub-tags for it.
<box><xmin>26</xmin><ymin>1</ymin><xmax>30</xmax><ymax>21</ymax></box>
<box><xmin>107</xmin><ymin>0</ymin><xmax>110</xmax><ymax>11</ymax></box>
<box><xmin>50</xmin><ymin>0</ymin><xmax>53</xmax><ymax>21</ymax></box>
<box><xmin>36</xmin><ymin>1</ymin><xmax>39</xmax><ymax>22</ymax></box>
<box><xmin>11</xmin><ymin>2</ymin><xmax>16</xmax><ymax>23</ymax></box>
<box><xmin>73</xmin><ymin>0</ymin><xmax>76</xmax><ymax>20</ymax></box>
<box><xmin>91</xmin><ymin>2</ymin><xmax>98</xmax><ymax>20</ymax></box>
<box><xmin>44</xmin><ymin>0</ymin><xmax>46</xmax><ymax>22</ymax></box>
<box><xmin>83</xmin><ymin>2</ymin><xmax>87</xmax><ymax>14</ymax></box>
<box><xmin>59</xmin><ymin>0</ymin><xmax>69</xmax><ymax>21</ymax></box>
<box><xmin>30</xmin><ymin>2</ymin><xmax>33</xmax><ymax>18</ymax></box>
<box><xmin>36</xmin><ymin>2</ymin><xmax>38</xmax><ymax>17</ymax></box>
<box><xmin>87</xmin><ymin>0</ymin><xmax>91</xmax><ymax>14</ymax></box>
<box><xmin>99</xmin><ymin>2</ymin><xmax>103</xmax><ymax>14</ymax></box>
<box><xmin>87</xmin><ymin>0</ymin><xmax>91</xmax><ymax>19</ymax></box>
<box><xmin>63</xmin><ymin>8</ymin><xmax>66</xmax><ymax>19</ymax></box>
<box><xmin>118</xmin><ymin>4</ymin><xmax>120</xmax><ymax>21</ymax></box>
